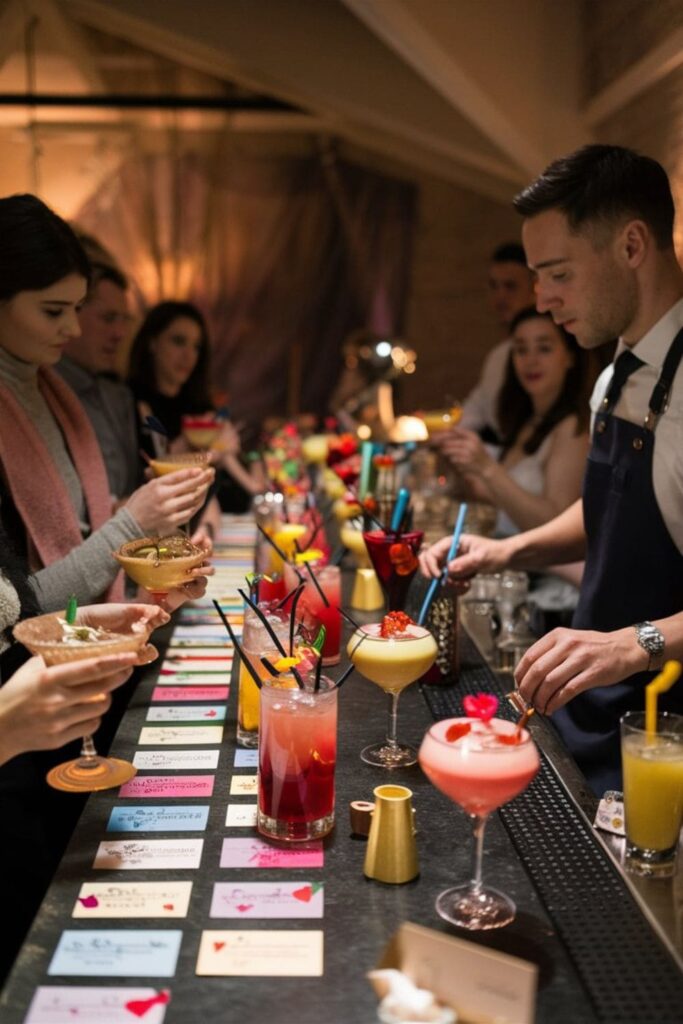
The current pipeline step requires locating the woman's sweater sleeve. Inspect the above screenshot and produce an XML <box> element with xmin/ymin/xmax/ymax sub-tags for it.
<box><xmin>29</xmin><ymin>507</ymin><xmax>142</xmax><ymax>611</ymax></box>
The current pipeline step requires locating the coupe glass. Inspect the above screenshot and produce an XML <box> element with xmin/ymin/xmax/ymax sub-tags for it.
<box><xmin>113</xmin><ymin>535</ymin><xmax>207</xmax><ymax>601</ymax></box>
<box><xmin>362</xmin><ymin>529</ymin><xmax>423</xmax><ymax>611</ymax></box>
<box><xmin>148</xmin><ymin>450</ymin><xmax>212</xmax><ymax>476</ymax></box>
<box><xmin>419</xmin><ymin>716</ymin><xmax>540</xmax><ymax>929</ymax></box>
<box><xmin>181</xmin><ymin>414</ymin><xmax>221</xmax><ymax>450</ymax></box>
<box><xmin>13</xmin><ymin>612</ymin><xmax>157</xmax><ymax>792</ymax></box>
<box><xmin>347</xmin><ymin>623</ymin><xmax>437</xmax><ymax>768</ymax></box>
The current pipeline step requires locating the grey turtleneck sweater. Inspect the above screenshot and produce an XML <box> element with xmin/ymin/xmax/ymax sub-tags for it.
<box><xmin>0</xmin><ymin>347</ymin><xmax>142</xmax><ymax>610</ymax></box>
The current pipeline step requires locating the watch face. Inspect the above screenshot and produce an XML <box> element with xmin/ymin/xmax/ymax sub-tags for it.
<box><xmin>637</xmin><ymin>624</ymin><xmax>664</xmax><ymax>654</ymax></box>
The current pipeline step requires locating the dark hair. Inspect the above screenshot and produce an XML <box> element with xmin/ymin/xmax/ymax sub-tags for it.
<box><xmin>89</xmin><ymin>262</ymin><xmax>128</xmax><ymax>293</ymax></box>
<box><xmin>497</xmin><ymin>307</ymin><xmax>595</xmax><ymax>455</ymax></box>
<box><xmin>513</xmin><ymin>145</ymin><xmax>675</xmax><ymax>250</ymax></box>
<box><xmin>491</xmin><ymin>242</ymin><xmax>527</xmax><ymax>266</ymax></box>
<box><xmin>0</xmin><ymin>194</ymin><xmax>90</xmax><ymax>301</ymax></box>
<box><xmin>128</xmin><ymin>301</ymin><xmax>211</xmax><ymax>410</ymax></box>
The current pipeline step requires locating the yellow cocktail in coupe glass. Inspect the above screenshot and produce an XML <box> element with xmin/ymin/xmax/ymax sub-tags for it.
<box><xmin>149</xmin><ymin>450</ymin><xmax>212</xmax><ymax>476</ymax></box>
<box><xmin>419</xmin><ymin>405</ymin><xmax>463</xmax><ymax>437</ymax></box>
<box><xmin>181</xmin><ymin>414</ymin><xmax>221</xmax><ymax>450</ymax></box>
<box><xmin>13</xmin><ymin>612</ymin><xmax>157</xmax><ymax>792</ymax></box>
<box><xmin>347</xmin><ymin>616</ymin><xmax>437</xmax><ymax>768</ymax></box>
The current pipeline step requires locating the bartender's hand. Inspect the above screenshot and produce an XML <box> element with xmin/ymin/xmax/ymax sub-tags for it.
<box><xmin>419</xmin><ymin>533</ymin><xmax>511</xmax><ymax>581</ymax></box>
<box><xmin>515</xmin><ymin>626</ymin><xmax>647</xmax><ymax>715</ymax></box>
<box><xmin>0</xmin><ymin>652</ymin><xmax>137</xmax><ymax>765</ymax></box>
<box><xmin>75</xmin><ymin>603</ymin><xmax>170</xmax><ymax>637</ymax></box>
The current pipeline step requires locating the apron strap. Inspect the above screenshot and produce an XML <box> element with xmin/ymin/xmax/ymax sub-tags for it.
<box><xmin>645</xmin><ymin>325</ymin><xmax>683</xmax><ymax>428</ymax></box>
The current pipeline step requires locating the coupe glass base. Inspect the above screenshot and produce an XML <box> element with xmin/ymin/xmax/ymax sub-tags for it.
<box><xmin>436</xmin><ymin>883</ymin><xmax>516</xmax><ymax>930</ymax></box>
<box><xmin>361</xmin><ymin>741</ymin><xmax>417</xmax><ymax>769</ymax></box>
<box><xmin>46</xmin><ymin>756</ymin><xmax>137</xmax><ymax>793</ymax></box>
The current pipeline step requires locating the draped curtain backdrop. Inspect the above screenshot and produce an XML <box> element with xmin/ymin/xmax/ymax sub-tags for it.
<box><xmin>76</xmin><ymin>135</ymin><xmax>416</xmax><ymax>430</ymax></box>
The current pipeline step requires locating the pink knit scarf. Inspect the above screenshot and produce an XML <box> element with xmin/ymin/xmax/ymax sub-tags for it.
<box><xmin>0</xmin><ymin>366</ymin><xmax>125</xmax><ymax>602</ymax></box>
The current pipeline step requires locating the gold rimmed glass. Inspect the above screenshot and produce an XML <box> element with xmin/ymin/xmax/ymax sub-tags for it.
<box><xmin>148</xmin><ymin>450</ymin><xmax>212</xmax><ymax>476</ymax></box>
<box><xmin>13</xmin><ymin>612</ymin><xmax>158</xmax><ymax>792</ymax></box>
<box><xmin>113</xmin><ymin>535</ymin><xmax>206</xmax><ymax>601</ymax></box>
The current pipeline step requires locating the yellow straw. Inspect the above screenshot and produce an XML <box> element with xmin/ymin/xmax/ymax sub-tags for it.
<box><xmin>645</xmin><ymin>660</ymin><xmax>682</xmax><ymax>737</ymax></box>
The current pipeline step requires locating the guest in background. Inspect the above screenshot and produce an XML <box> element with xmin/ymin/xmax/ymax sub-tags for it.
<box><xmin>439</xmin><ymin>308</ymin><xmax>593</xmax><ymax>537</ymax></box>
<box><xmin>128</xmin><ymin>301</ymin><xmax>263</xmax><ymax>515</ymax></box>
<box><xmin>0</xmin><ymin>195</ymin><xmax>214</xmax><ymax>610</ymax></box>
<box><xmin>459</xmin><ymin>242</ymin><xmax>536</xmax><ymax>441</ymax></box>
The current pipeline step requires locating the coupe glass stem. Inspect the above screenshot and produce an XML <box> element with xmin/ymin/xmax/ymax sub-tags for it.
<box><xmin>470</xmin><ymin>813</ymin><xmax>487</xmax><ymax>893</ymax></box>
<box><xmin>79</xmin><ymin>735</ymin><xmax>99</xmax><ymax>765</ymax></box>
<box><xmin>386</xmin><ymin>692</ymin><xmax>401</xmax><ymax>750</ymax></box>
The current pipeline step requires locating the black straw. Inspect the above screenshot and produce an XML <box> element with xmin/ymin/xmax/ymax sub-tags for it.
<box><xmin>303</xmin><ymin>560</ymin><xmax>330</xmax><ymax>607</ymax></box>
<box><xmin>274</xmin><ymin>582</ymin><xmax>304</xmax><ymax>611</ymax></box>
<box><xmin>338</xmin><ymin>606</ymin><xmax>362</xmax><ymax>631</ymax></box>
<box><xmin>289</xmin><ymin>584</ymin><xmax>306</xmax><ymax>655</ymax></box>
<box><xmin>256</xmin><ymin>522</ymin><xmax>290</xmax><ymax>564</ymax></box>
<box><xmin>314</xmin><ymin>650</ymin><xmax>323</xmax><ymax>692</ymax></box>
<box><xmin>260</xmin><ymin>656</ymin><xmax>281</xmax><ymax>676</ymax></box>
<box><xmin>212</xmin><ymin>599</ymin><xmax>261</xmax><ymax>688</ymax></box>
<box><xmin>238</xmin><ymin>588</ymin><xmax>287</xmax><ymax>657</ymax></box>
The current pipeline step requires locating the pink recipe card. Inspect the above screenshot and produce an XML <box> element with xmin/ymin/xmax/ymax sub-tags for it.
<box><xmin>25</xmin><ymin>986</ymin><xmax>171</xmax><ymax>1024</ymax></box>
<box><xmin>119</xmin><ymin>775</ymin><xmax>215</xmax><ymax>798</ymax></box>
<box><xmin>152</xmin><ymin>686</ymin><xmax>229</xmax><ymax>702</ymax></box>
<box><xmin>220</xmin><ymin>837</ymin><xmax>323</xmax><ymax>869</ymax></box>
<box><xmin>210</xmin><ymin>881</ymin><xmax>323</xmax><ymax>919</ymax></box>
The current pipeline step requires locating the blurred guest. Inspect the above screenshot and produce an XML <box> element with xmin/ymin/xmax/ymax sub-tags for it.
<box><xmin>57</xmin><ymin>262</ymin><xmax>140</xmax><ymax>502</ymax></box>
<box><xmin>128</xmin><ymin>301</ymin><xmax>264</xmax><ymax>515</ymax></box>
<box><xmin>440</xmin><ymin>308</ymin><xmax>593</xmax><ymax>536</ymax></box>
<box><xmin>460</xmin><ymin>242</ymin><xmax>536</xmax><ymax>440</ymax></box>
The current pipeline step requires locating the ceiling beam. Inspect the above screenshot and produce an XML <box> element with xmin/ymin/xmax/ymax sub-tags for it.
<box><xmin>36</xmin><ymin>0</ymin><xmax>106</xmax><ymax>92</ymax></box>
<box><xmin>585</xmin><ymin>25</ymin><xmax>683</xmax><ymax>126</ymax></box>
<box><xmin>341</xmin><ymin>0</ymin><xmax>546</xmax><ymax>177</ymax></box>
<box><xmin>0</xmin><ymin>0</ymin><xmax>32</xmax><ymax>74</ymax></box>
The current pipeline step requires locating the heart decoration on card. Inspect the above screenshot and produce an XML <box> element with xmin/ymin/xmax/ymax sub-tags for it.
<box><xmin>292</xmin><ymin>886</ymin><xmax>313</xmax><ymax>903</ymax></box>
<box><xmin>236</xmin><ymin>904</ymin><xmax>254</xmax><ymax>913</ymax></box>
<box><xmin>213</xmin><ymin>941</ymin><xmax>226</xmax><ymax>952</ymax></box>
<box><xmin>204</xmin><ymin>710</ymin><xmax>217</xmax><ymax>718</ymax></box>
<box><xmin>78</xmin><ymin>895</ymin><xmax>99</xmax><ymax>908</ymax></box>
<box><xmin>124</xmin><ymin>990</ymin><xmax>171</xmax><ymax>1018</ymax></box>
<box><xmin>163</xmin><ymin>903</ymin><xmax>175</xmax><ymax>911</ymax></box>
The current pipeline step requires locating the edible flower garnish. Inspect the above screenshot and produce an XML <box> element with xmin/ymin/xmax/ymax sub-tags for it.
<box><xmin>380</xmin><ymin>611</ymin><xmax>414</xmax><ymax>638</ymax></box>
<box><xmin>445</xmin><ymin>721</ymin><xmax>471</xmax><ymax>743</ymax></box>
<box><xmin>373</xmin><ymin>453</ymin><xmax>395</xmax><ymax>469</ymax></box>
<box><xmin>463</xmin><ymin>693</ymin><xmax>499</xmax><ymax>722</ymax></box>
<box><xmin>389</xmin><ymin>542</ymin><xmax>418</xmax><ymax>576</ymax></box>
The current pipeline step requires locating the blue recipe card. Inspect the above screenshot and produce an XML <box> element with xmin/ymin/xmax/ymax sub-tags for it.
<box><xmin>107</xmin><ymin>805</ymin><xmax>210</xmax><ymax>832</ymax></box>
<box><xmin>48</xmin><ymin>930</ymin><xmax>183</xmax><ymax>977</ymax></box>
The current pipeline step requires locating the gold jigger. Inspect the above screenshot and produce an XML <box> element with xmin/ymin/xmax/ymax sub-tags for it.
<box><xmin>351</xmin><ymin>568</ymin><xmax>385</xmax><ymax>612</ymax></box>
<box><xmin>364</xmin><ymin>784</ymin><xmax>419</xmax><ymax>884</ymax></box>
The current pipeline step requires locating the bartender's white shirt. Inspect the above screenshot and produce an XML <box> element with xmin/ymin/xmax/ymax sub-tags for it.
<box><xmin>590</xmin><ymin>297</ymin><xmax>683</xmax><ymax>553</ymax></box>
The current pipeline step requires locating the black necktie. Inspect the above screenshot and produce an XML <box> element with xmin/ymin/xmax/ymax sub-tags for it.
<box><xmin>602</xmin><ymin>349</ymin><xmax>644</xmax><ymax>412</ymax></box>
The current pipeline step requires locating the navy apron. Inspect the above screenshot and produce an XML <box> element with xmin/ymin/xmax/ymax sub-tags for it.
<box><xmin>553</xmin><ymin>329</ymin><xmax>683</xmax><ymax>795</ymax></box>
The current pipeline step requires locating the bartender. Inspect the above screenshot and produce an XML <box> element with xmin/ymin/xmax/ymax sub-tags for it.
<box><xmin>420</xmin><ymin>144</ymin><xmax>683</xmax><ymax>794</ymax></box>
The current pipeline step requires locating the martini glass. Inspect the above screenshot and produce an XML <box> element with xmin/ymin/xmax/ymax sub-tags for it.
<box><xmin>347</xmin><ymin>623</ymin><xmax>437</xmax><ymax>767</ymax></box>
<box><xmin>419</xmin><ymin>716</ymin><xmax>540</xmax><ymax>929</ymax></box>
<box><xmin>362</xmin><ymin>529</ymin><xmax>423</xmax><ymax>611</ymax></box>
<box><xmin>13</xmin><ymin>612</ymin><xmax>158</xmax><ymax>792</ymax></box>
<box><xmin>113</xmin><ymin>535</ymin><xmax>207</xmax><ymax>602</ymax></box>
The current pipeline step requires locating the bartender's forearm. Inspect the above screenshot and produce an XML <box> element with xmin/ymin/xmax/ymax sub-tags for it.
<box><xmin>503</xmin><ymin>499</ymin><xmax>587</xmax><ymax>571</ymax></box>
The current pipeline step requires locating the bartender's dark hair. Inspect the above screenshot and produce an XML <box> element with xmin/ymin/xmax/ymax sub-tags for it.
<box><xmin>497</xmin><ymin>307</ymin><xmax>595</xmax><ymax>456</ymax></box>
<box><xmin>513</xmin><ymin>145</ymin><xmax>675</xmax><ymax>250</ymax></box>
<box><xmin>0</xmin><ymin>194</ymin><xmax>90</xmax><ymax>300</ymax></box>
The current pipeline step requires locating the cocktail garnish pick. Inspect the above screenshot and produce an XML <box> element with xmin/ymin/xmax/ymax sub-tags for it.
<box><xmin>390</xmin><ymin>488</ymin><xmax>410</xmax><ymax>533</ymax></box>
<box><xmin>65</xmin><ymin>594</ymin><xmax>77</xmax><ymax>625</ymax></box>
<box><xmin>313</xmin><ymin>625</ymin><xmax>326</xmax><ymax>653</ymax></box>
<box><xmin>303</xmin><ymin>560</ymin><xmax>330</xmax><ymax>607</ymax></box>
<box><xmin>289</xmin><ymin>584</ymin><xmax>306</xmax><ymax>655</ymax></box>
<box><xmin>417</xmin><ymin>502</ymin><xmax>468</xmax><ymax>626</ymax></box>
<box><xmin>212</xmin><ymin>599</ymin><xmax>262</xmax><ymax>687</ymax></box>
<box><xmin>144</xmin><ymin>415</ymin><xmax>169</xmax><ymax>437</ymax></box>
<box><xmin>463</xmin><ymin>693</ymin><xmax>499</xmax><ymax>722</ymax></box>
<box><xmin>238</xmin><ymin>589</ymin><xmax>287</xmax><ymax>657</ymax></box>
<box><xmin>645</xmin><ymin>660</ymin><xmax>682</xmax><ymax>736</ymax></box>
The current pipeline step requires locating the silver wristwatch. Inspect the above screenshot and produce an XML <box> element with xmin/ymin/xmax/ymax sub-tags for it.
<box><xmin>633</xmin><ymin>621</ymin><xmax>665</xmax><ymax>671</ymax></box>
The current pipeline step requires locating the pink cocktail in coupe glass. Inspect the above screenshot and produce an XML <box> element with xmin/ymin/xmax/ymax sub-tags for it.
<box><xmin>419</xmin><ymin>716</ymin><xmax>539</xmax><ymax>930</ymax></box>
<box><xmin>363</xmin><ymin>530</ymin><xmax>423</xmax><ymax>611</ymax></box>
<box><xmin>258</xmin><ymin>673</ymin><xmax>338</xmax><ymax>842</ymax></box>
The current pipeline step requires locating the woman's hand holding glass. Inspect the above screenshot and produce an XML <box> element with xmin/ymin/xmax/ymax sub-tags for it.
<box><xmin>124</xmin><ymin>466</ymin><xmax>215</xmax><ymax>534</ymax></box>
<box><xmin>435</xmin><ymin>428</ymin><xmax>496</xmax><ymax>477</ymax></box>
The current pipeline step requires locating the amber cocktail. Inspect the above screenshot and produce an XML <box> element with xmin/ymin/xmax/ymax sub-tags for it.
<box><xmin>149</xmin><ymin>451</ymin><xmax>211</xmax><ymax>476</ymax></box>
<box><xmin>13</xmin><ymin>612</ymin><xmax>157</xmax><ymax>792</ymax></box>
<box><xmin>113</xmin><ymin>535</ymin><xmax>206</xmax><ymax>599</ymax></box>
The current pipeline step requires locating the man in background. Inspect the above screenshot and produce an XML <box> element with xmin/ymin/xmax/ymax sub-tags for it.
<box><xmin>57</xmin><ymin>263</ymin><xmax>141</xmax><ymax>502</ymax></box>
<box><xmin>458</xmin><ymin>241</ymin><xmax>536</xmax><ymax>441</ymax></box>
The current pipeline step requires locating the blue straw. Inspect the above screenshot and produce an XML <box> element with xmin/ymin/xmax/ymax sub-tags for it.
<box><xmin>417</xmin><ymin>502</ymin><xmax>468</xmax><ymax>626</ymax></box>
<box><xmin>390</xmin><ymin>488</ymin><xmax>410</xmax><ymax>533</ymax></box>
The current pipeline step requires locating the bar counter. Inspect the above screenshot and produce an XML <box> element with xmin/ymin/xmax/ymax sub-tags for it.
<box><xmin>1</xmin><ymin>530</ymin><xmax>681</xmax><ymax>1023</ymax></box>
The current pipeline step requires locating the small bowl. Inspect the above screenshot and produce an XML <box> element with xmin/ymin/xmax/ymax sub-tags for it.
<box><xmin>13</xmin><ymin>612</ymin><xmax>149</xmax><ymax>666</ymax></box>
<box><xmin>149</xmin><ymin>451</ymin><xmax>211</xmax><ymax>476</ymax></box>
<box><xmin>113</xmin><ymin>535</ymin><xmax>206</xmax><ymax>595</ymax></box>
